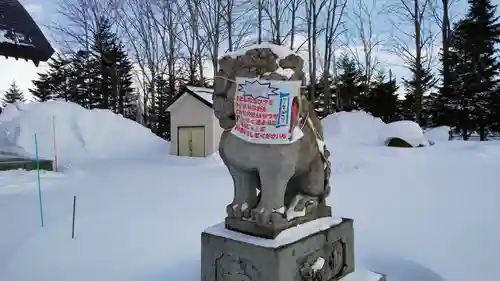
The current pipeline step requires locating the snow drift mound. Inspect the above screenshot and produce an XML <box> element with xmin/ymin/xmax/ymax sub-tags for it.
<box><xmin>424</xmin><ymin>126</ymin><xmax>451</xmax><ymax>143</ymax></box>
<box><xmin>321</xmin><ymin>110</ymin><xmax>429</xmax><ymax>147</ymax></box>
<box><xmin>0</xmin><ymin>101</ymin><xmax>168</xmax><ymax>163</ymax></box>
<box><xmin>322</xmin><ymin>111</ymin><xmax>386</xmax><ymax>146</ymax></box>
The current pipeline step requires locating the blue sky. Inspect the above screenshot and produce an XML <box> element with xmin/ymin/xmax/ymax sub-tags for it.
<box><xmin>0</xmin><ymin>0</ymin><xmax>498</xmax><ymax>97</ymax></box>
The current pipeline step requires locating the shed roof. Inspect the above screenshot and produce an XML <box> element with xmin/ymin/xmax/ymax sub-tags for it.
<box><xmin>167</xmin><ymin>86</ymin><xmax>214</xmax><ymax>111</ymax></box>
<box><xmin>185</xmin><ymin>86</ymin><xmax>214</xmax><ymax>106</ymax></box>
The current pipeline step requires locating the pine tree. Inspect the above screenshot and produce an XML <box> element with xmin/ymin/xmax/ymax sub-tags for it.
<box><xmin>113</xmin><ymin>42</ymin><xmax>135</xmax><ymax>119</ymax></box>
<box><xmin>151</xmin><ymin>74</ymin><xmax>180</xmax><ymax>140</ymax></box>
<box><xmin>89</xmin><ymin>16</ymin><xmax>135</xmax><ymax>117</ymax></box>
<box><xmin>30</xmin><ymin>73</ymin><xmax>54</xmax><ymax>102</ymax></box>
<box><xmin>364</xmin><ymin>70</ymin><xmax>400</xmax><ymax>123</ymax></box>
<box><xmin>334</xmin><ymin>54</ymin><xmax>365</xmax><ymax>111</ymax></box>
<box><xmin>91</xmin><ymin>16</ymin><xmax>117</xmax><ymax>110</ymax></box>
<box><xmin>2</xmin><ymin>81</ymin><xmax>25</xmax><ymax>107</ymax></box>
<box><xmin>446</xmin><ymin>20</ymin><xmax>475</xmax><ymax>139</ymax></box>
<box><xmin>68</xmin><ymin>50</ymin><xmax>97</xmax><ymax>108</ymax></box>
<box><xmin>446</xmin><ymin>0</ymin><xmax>500</xmax><ymax>140</ymax></box>
<box><xmin>402</xmin><ymin>59</ymin><xmax>438</xmax><ymax>124</ymax></box>
<box><xmin>312</xmin><ymin>72</ymin><xmax>336</xmax><ymax>118</ymax></box>
<box><xmin>35</xmin><ymin>54</ymin><xmax>74</xmax><ymax>102</ymax></box>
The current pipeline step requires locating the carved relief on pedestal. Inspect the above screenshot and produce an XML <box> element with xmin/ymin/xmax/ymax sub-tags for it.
<box><xmin>298</xmin><ymin>240</ymin><xmax>347</xmax><ymax>281</ymax></box>
<box><xmin>328</xmin><ymin>240</ymin><xmax>346</xmax><ymax>278</ymax></box>
<box><xmin>215</xmin><ymin>254</ymin><xmax>262</xmax><ymax>281</ymax></box>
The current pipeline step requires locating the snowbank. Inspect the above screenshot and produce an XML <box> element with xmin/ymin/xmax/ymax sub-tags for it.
<box><xmin>0</xmin><ymin>102</ymin><xmax>29</xmax><ymax>122</ymax></box>
<box><xmin>424</xmin><ymin>126</ymin><xmax>451</xmax><ymax>143</ymax></box>
<box><xmin>322</xmin><ymin>111</ymin><xmax>386</xmax><ymax>146</ymax></box>
<box><xmin>321</xmin><ymin>111</ymin><xmax>429</xmax><ymax>147</ymax></box>
<box><xmin>0</xmin><ymin>101</ymin><xmax>168</xmax><ymax>163</ymax></box>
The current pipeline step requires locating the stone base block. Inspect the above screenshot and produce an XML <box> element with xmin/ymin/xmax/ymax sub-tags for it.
<box><xmin>201</xmin><ymin>217</ymin><xmax>355</xmax><ymax>281</ymax></box>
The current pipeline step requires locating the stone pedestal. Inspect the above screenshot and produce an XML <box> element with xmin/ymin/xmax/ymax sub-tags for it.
<box><xmin>201</xmin><ymin>217</ymin><xmax>376</xmax><ymax>281</ymax></box>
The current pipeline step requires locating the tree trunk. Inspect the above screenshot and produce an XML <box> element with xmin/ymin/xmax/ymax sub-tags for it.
<box><xmin>414</xmin><ymin>0</ymin><xmax>422</xmax><ymax>123</ymax></box>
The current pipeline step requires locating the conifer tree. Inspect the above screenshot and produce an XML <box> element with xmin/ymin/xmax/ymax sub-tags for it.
<box><xmin>334</xmin><ymin>54</ymin><xmax>365</xmax><ymax>111</ymax></box>
<box><xmin>68</xmin><ymin>50</ymin><xmax>96</xmax><ymax>108</ymax></box>
<box><xmin>113</xmin><ymin>42</ymin><xmax>135</xmax><ymax>119</ymax></box>
<box><xmin>402</xmin><ymin>60</ymin><xmax>438</xmax><ymax>124</ymax></box>
<box><xmin>90</xmin><ymin>16</ymin><xmax>135</xmax><ymax>116</ymax></box>
<box><xmin>30</xmin><ymin>54</ymin><xmax>73</xmax><ymax>103</ymax></box>
<box><xmin>92</xmin><ymin>16</ymin><xmax>117</xmax><ymax>110</ymax></box>
<box><xmin>312</xmin><ymin>72</ymin><xmax>335</xmax><ymax>118</ymax></box>
<box><xmin>30</xmin><ymin>73</ymin><xmax>54</xmax><ymax>102</ymax></box>
<box><xmin>364</xmin><ymin>71</ymin><xmax>400</xmax><ymax>123</ymax></box>
<box><xmin>445</xmin><ymin>0</ymin><xmax>500</xmax><ymax>140</ymax></box>
<box><xmin>2</xmin><ymin>81</ymin><xmax>25</xmax><ymax>107</ymax></box>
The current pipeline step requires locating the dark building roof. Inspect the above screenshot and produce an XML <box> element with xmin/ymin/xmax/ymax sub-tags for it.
<box><xmin>0</xmin><ymin>0</ymin><xmax>55</xmax><ymax>66</ymax></box>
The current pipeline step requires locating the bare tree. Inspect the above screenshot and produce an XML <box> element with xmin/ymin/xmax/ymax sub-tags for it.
<box><xmin>50</xmin><ymin>0</ymin><xmax>112</xmax><ymax>54</ymax></box>
<box><xmin>345</xmin><ymin>0</ymin><xmax>382</xmax><ymax>86</ymax></box>
<box><xmin>287</xmin><ymin>0</ymin><xmax>305</xmax><ymax>50</ymax></box>
<box><xmin>260</xmin><ymin>0</ymin><xmax>287</xmax><ymax>44</ymax></box>
<box><xmin>220</xmin><ymin>0</ymin><xmax>254</xmax><ymax>51</ymax></box>
<box><xmin>386</xmin><ymin>0</ymin><xmax>436</xmax><ymax>120</ymax></box>
<box><xmin>113</xmin><ymin>0</ymin><xmax>164</xmax><ymax>125</ymax></box>
<box><xmin>258</xmin><ymin>0</ymin><xmax>307</xmax><ymax>48</ymax></box>
<box><xmin>151</xmin><ymin>0</ymin><xmax>182</xmax><ymax>90</ymax></box>
<box><xmin>257</xmin><ymin>0</ymin><xmax>265</xmax><ymax>44</ymax></box>
<box><xmin>197</xmin><ymin>0</ymin><xmax>225</xmax><ymax>72</ymax></box>
<box><xmin>176</xmin><ymin>0</ymin><xmax>203</xmax><ymax>85</ymax></box>
<box><xmin>429</xmin><ymin>0</ymin><xmax>459</xmax><ymax>95</ymax></box>
<box><xmin>321</xmin><ymin>0</ymin><xmax>347</xmax><ymax>96</ymax></box>
<box><xmin>304</xmin><ymin>0</ymin><xmax>331</xmax><ymax>101</ymax></box>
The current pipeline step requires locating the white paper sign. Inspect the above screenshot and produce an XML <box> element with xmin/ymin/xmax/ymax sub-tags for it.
<box><xmin>231</xmin><ymin>77</ymin><xmax>303</xmax><ymax>144</ymax></box>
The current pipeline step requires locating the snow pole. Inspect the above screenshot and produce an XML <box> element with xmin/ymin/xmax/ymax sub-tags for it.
<box><xmin>35</xmin><ymin>133</ymin><xmax>44</xmax><ymax>227</ymax></box>
<box><xmin>52</xmin><ymin>116</ymin><xmax>58</xmax><ymax>172</ymax></box>
<box><xmin>71</xmin><ymin>196</ymin><xmax>76</xmax><ymax>239</ymax></box>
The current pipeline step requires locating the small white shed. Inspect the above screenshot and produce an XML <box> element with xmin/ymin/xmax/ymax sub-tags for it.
<box><xmin>167</xmin><ymin>86</ymin><xmax>224</xmax><ymax>157</ymax></box>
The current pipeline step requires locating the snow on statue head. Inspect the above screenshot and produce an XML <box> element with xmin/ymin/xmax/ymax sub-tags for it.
<box><xmin>213</xmin><ymin>43</ymin><xmax>332</xmax><ymax>239</ymax></box>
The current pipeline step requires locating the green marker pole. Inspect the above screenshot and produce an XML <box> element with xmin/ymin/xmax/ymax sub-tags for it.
<box><xmin>35</xmin><ymin>134</ymin><xmax>44</xmax><ymax>227</ymax></box>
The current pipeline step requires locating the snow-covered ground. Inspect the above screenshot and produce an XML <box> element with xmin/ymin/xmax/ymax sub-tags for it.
<box><xmin>0</xmin><ymin>102</ymin><xmax>499</xmax><ymax>281</ymax></box>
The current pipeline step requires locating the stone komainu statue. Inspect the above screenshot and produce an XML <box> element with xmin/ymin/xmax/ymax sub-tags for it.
<box><xmin>213</xmin><ymin>46</ymin><xmax>332</xmax><ymax>238</ymax></box>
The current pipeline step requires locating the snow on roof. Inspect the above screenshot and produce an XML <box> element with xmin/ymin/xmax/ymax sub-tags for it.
<box><xmin>0</xmin><ymin>32</ymin><xmax>10</xmax><ymax>43</ymax></box>
<box><xmin>218</xmin><ymin>43</ymin><xmax>302</xmax><ymax>60</ymax></box>
<box><xmin>186</xmin><ymin>86</ymin><xmax>214</xmax><ymax>105</ymax></box>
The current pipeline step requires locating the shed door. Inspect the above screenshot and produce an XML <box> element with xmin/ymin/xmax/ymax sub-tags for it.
<box><xmin>178</xmin><ymin>126</ymin><xmax>205</xmax><ymax>157</ymax></box>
